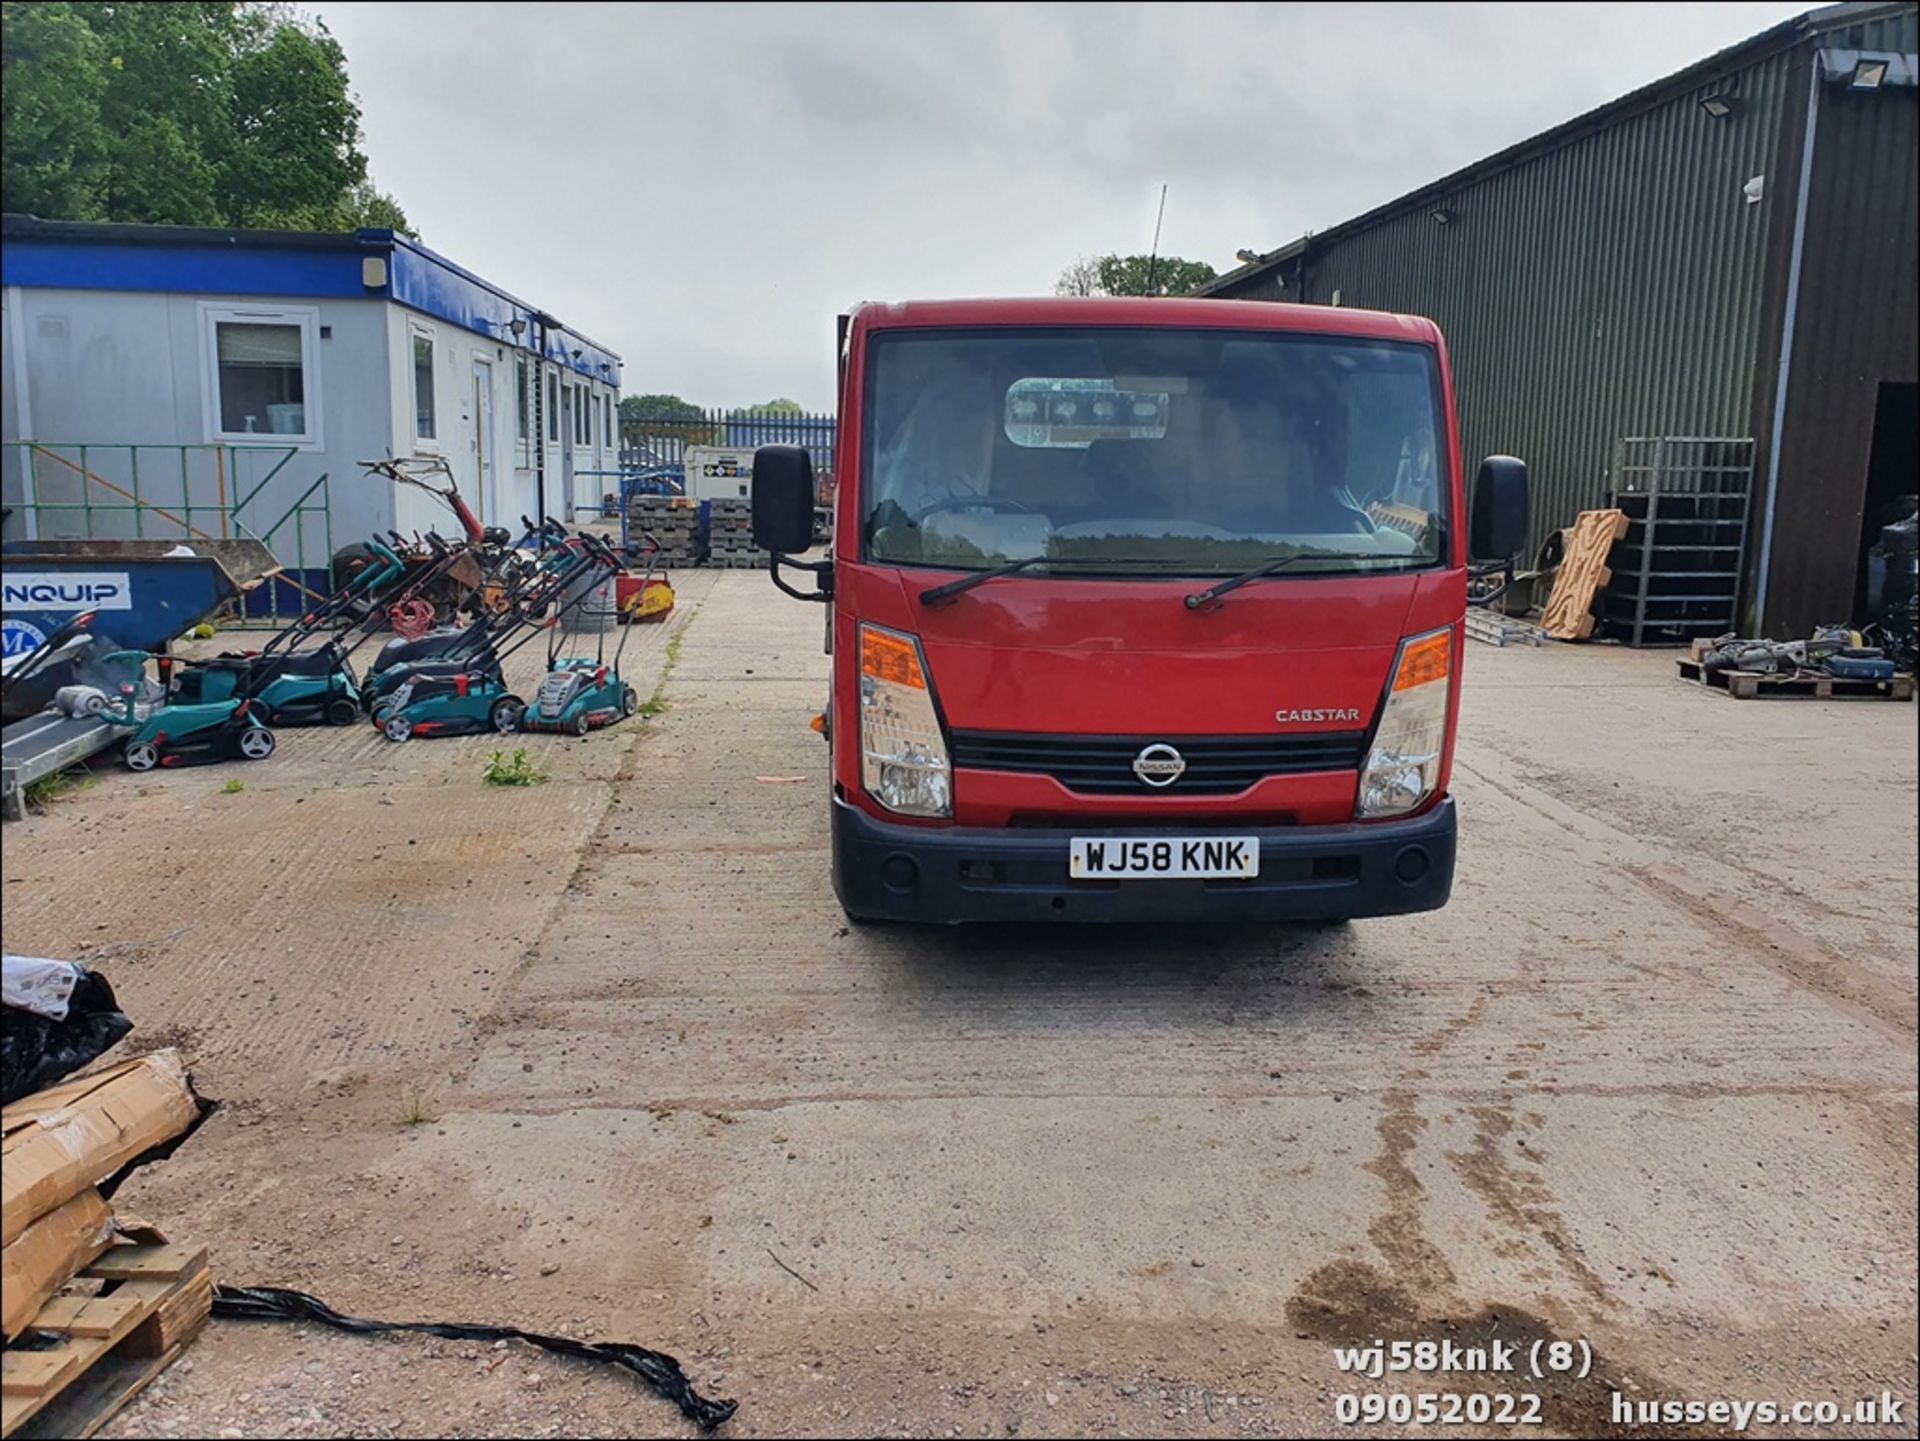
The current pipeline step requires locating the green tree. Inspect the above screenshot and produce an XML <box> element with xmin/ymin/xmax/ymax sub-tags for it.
<box><xmin>619</xmin><ymin>394</ymin><xmax>706</xmax><ymax>424</ymax></box>
<box><xmin>1094</xmin><ymin>254</ymin><xmax>1218</xmax><ymax>298</ymax></box>
<box><xmin>1054</xmin><ymin>255</ymin><xmax>1102</xmax><ymax>297</ymax></box>
<box><xmin>741</xmin><ymin>398</ymin><xmax>804</xmax><ymax>417</ymax></box>
<box><xmin>1</xmin><ymin>1</ymin><xmax>411</xmax><ymax>235</ymax></box>
<box><xmin>0</xmin><ymin>2</ymin><xmax>110</xmax><ymax>221</ymax></box>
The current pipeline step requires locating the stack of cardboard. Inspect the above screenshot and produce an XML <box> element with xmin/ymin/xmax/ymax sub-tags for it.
<box><xmin>1</xmin><ymin>1050</ymin><xmax>202</xmax><ymax>1341</ymax></box>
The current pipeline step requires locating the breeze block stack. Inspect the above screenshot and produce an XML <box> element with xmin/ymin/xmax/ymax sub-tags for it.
<box><xmin>629</xmin><ymin>496</ymin><xmax>705</xmax><ymax>568</ymax></box>
<box><xmin>706</xmin><ymin>499</ymin><xmax>768</xmax><ymax>569</ymax></box>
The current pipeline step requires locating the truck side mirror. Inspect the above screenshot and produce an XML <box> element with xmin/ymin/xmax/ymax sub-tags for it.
<box><xmin>752</xmin><ymin>445</ymin><xmax>817</xmax><ymax>554</ymax></box>
<box><xmin>1469</xmin><ymin>455</ymin><xmax>1530</xmax><ymax>562</ymax></box>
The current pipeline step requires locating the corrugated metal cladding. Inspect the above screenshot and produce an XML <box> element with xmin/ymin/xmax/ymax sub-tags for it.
<box><xmin>1760</xmin><ymin>7</ymin><xmax>1919</xmax><ymax>634</ymax></box>
<box><xmin>1222</xmin><ymin>46</ymin><xmax>1798</xmax><ymax>567</ymax></box>
<box><xmin>1210</xmin><ymin>2</ymin><xmax>1920</xmax><ymax>631</ymax></box>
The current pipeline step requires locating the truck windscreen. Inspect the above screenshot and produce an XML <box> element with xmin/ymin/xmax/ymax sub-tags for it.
<box><xmin>861</xmin><ymin>327</ymin><xmax>1448</xmax><ymax>576</ymax></box>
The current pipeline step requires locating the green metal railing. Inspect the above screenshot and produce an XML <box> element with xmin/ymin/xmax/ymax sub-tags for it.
<box><xmin>3</xmin><ymin>442</ymin><xmax>332</xmax><ymax>625</ymax></box>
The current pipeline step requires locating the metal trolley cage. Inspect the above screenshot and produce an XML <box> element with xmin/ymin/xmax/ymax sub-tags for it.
<box><xmin>1604</xmin><ymin>436</ymin><xmax>1755</xmax><ymax>647</ymax></box>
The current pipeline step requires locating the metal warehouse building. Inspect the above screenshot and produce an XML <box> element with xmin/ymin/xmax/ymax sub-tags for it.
<box><xmin>1205</xmin><ymin>1</ymin><xmax>1917</xmax><ymax>638</ymax></box>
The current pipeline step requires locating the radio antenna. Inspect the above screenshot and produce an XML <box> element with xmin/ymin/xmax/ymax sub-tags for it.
<box><xmin>1143</xmin><ymin>184</ymin><xmax>1168</xmax><ymax>296</ymax></box>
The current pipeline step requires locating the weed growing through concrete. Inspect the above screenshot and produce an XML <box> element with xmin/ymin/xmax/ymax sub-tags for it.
<box><xmin>222</xmin><ymin>778</ymin><xmax>245</xmax><ymax>794</ymax></box>
<box><xmin>398</xmin><ymin>1083</ymin><xmax>438</xmax><ymax>1126</ymax></box>
<box><xmin>638</xmin><ymin>628</ymin><xmax>686</xmax><ymax>718</ymax></box>
<box><xmin>23</xmin><ymin>767</ymin><xmax>95</xmax><ymax>811</ymax></box>
<box><xmin>483</xmin><ymin>748</ymin><xmax>548</xmax><ymax>786</ymax></box>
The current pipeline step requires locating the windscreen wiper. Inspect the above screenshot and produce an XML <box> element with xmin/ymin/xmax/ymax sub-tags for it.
<box><xmin>918</xmin><ymin>555</ymin><xmax>1052</xmax><ymax>606</ymax></box>
<box><xmin>1184</xmin><ymin>551</ymin><xmax>1386</xmax><ymax>610</ymax></box>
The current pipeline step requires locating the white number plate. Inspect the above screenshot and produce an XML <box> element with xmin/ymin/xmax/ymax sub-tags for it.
<box><xmin>1069</xmin><ymin>836</ymin><xmax>1260</xmax><ymax>880</ymax></box>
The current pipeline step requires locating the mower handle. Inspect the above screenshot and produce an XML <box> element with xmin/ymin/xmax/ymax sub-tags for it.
<box><xmin>425</xmin><ymin>531</ymin><xmax>450</xmax><ymax>558</ymax></box>
<box><xmin>359</xmin><ymin>537</ymin><xmax>404</xmax><ymax>578</ymax></box>
<box><xmin>578</xmin><ymin>530</ymin><xmax>623</xmax><ymax>568</ymax></box>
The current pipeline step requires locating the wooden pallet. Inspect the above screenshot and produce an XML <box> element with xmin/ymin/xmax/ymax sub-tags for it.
<box><xmin>1541</xmin><ymin>509</ymin><xmax>1629</xmax><ymax>640</ymax></box>
<box><xmin>1676</xmin><ymin>658</ymin><xmax>1916</xmax><ymax>701</ymax></box>
<box><xmin>2</xmin><ymin>1245</ymin><xmax>211</xmax><ymax>1440</ymax></box>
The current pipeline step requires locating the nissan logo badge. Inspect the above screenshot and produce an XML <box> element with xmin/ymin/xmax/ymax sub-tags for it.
<box><xmin>1132</xmin><ymin>743</ymin><xmax>1186</xmax><ymax>788</ymax></box>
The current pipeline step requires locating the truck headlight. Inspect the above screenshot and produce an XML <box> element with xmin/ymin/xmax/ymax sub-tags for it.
<box><xmin>1355</xmin><ymin>627</ymin><xmax>1451</xmax><ymax>819</ymax></box>
<box><xmin>859</xmin><ymin>624</ymin><xmax>951</xmax><ymax>818</ymax></box>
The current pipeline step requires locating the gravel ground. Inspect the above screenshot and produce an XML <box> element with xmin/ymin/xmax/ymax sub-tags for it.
<box><xmin>1</xmin><ymin>572</ymin><xmax>1913</xmax><ymax>1439</ymax></box>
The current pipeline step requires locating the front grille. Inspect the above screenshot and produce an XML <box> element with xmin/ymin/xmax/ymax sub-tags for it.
<box><xmin>950</xmin><ymin>730</ymin><xmax>1366</xmax><ymax>796</ymax></box>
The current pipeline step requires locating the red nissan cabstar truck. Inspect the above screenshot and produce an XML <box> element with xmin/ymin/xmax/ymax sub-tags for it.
<box><xmin>752</xmin><ymin>297</ymin><xmax>1528</xmax><ymax>925</ymax></box>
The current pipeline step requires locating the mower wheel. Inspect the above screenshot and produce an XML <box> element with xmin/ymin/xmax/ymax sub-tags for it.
<box><xmin>491</xmin><ymin>697</ymin><xmax>523</xmax><ymax>734</ymax></box>
<box><xmin>383</xmin><ymin>713</ymin><xmax>414</xmax><ymax>743</ymax></box>
<box><xmin>124</xmin><ymin>741</ymin><xmax>160</xmax><ymax>772</ymax></box>
<box><xmin>569</xmin><ymin>711</ymin><xmax>592</xmax><ymax>737</ymax></box>
<box><xmin>326</xmin><ymin>696</ymin><xmax>361</xmax><ymax>726</ymax></box>
<box><xmin>369</xmin><ymin>699</ymin><xmax>394</xmax><ymax>726</ymax></box>
<box><xmin>620</xmin><ymin>684</ymin><xmax>638</xmax><ymax>717</ymax></box>
<box><xmin>238</xmin><ymin>726</ymin><xmax>277</xmax><ymax>761</ymax></box>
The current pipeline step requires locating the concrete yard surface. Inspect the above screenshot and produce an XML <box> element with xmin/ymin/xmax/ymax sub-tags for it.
<box><xmin>1</xmin><ymin>572</ymin><xmax>1913</xmax><ymax>1438</ymax></box>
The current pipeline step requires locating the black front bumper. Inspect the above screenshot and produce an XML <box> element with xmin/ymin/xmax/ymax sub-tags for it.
<box><xmin>831</xmin><ymin>796</ymin><xmax>1457</xmax><ymax>925</ymax></box>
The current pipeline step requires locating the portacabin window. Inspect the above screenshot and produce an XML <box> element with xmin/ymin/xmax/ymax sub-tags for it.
<box><xmin>410</xmin><ymin>325</ymin><xmax>437</xmax><ymax>443</ymax></box>
<box><xmin>515</xmin><ymin>358</ymin><xmax>529</xmax><ymax>442</ymax></box>
<box><xmin>547</xmin><ymin>370</ymin><xmax>559</xmax><ymax>443</ymax></box>
<box><xmin>201</xmin><ymin>304</ymin><xmax>322</xmax><ymax>447</ymax></box>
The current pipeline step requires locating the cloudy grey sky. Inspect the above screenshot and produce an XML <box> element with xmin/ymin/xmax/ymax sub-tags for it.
<box><xmin>310</xmin><ymin>1</ymin><xmax>1807</xmax><ymax>411</ymax></box>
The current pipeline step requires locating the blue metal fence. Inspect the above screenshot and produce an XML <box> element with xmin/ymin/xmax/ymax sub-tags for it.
<box><xmin>619</xmin><ymin>407</ymin><xmax>835</xmax><ymax>476</ymax></box>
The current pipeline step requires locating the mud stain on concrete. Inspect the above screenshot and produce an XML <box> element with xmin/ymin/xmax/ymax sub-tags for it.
<box><xmin>1285</xmin><ymin>1259</ymin><xmax>1704</xmax><ymax>1439</ymax></box>
<box><xmin>1362</xmin><ymin>1088</ymin><xmax>1457</xmax><ymax>1293</ymax></box>
<box><xmin>1449</xmin><ymin>1103</ymin><xmax>1616</xmax><ymax>1309</ymax></box>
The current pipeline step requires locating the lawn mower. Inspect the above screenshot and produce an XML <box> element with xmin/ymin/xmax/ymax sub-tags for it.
<box><xmin>519</xmin><ymin>532</ymin><xmax>650</xmax><ymax>736</ymax></box>
<box><xmin>164</xmin><ymin>536</ymin><xmax>408</xmax><ymax>726</ymax></box>
<box><xmin>360</xmin><ymin>516</ymin><xmax>561</xmax><ymax>682</ymax></box>
<box><xmin>360</xmin><ymin>524</ymin><xmax>601</xmax><ymax>716</ymax></box>
<box><xmin>375</xmin><ymin>535</ymin><xmax>621</xmax><ymax>743</ymax></box>
<box><xmin>107</xmin><ymin>643</ymin><xmax>281</xmax><ymax>770</ymax></box>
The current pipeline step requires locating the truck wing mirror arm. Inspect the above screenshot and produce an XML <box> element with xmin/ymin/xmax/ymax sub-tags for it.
<box><xmin>769</xmin><ymin>552</ymin><xmax>833</xmax><ymax>604</ymax></box>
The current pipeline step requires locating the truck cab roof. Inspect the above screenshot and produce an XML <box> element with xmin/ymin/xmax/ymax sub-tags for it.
<box><xmin>849</xmin><ymin>296</ymin><xmax>1442</xmax><ymax>346</ymax></box>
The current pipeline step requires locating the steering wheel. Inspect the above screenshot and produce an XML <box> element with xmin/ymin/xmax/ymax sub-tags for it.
<box><xmin>911</xmin><ymin>493</ymin><xmax>1035</xmax><ymax>526</ymax></box>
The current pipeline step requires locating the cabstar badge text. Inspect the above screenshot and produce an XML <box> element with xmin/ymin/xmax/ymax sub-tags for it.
<box><xmin>1275</xmin><ymin>707</ymin><xmax>1362</xmax><ymax>724</ymax></box>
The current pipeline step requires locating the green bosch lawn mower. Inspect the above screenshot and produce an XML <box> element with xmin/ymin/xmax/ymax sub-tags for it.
<box><xmin>109</xmin><ymin>647</ymin><xmax>280</xmax><ymax>771</ymax></box>
<box><xmin>518</xmin><ymin>532</ymin><xmax>650</xmax><ymax>737</ymax></box>
<box><xmin>360</xmin><ymin>519</ymin><xmax>579</xmax><ymax>718</ymax></box>
<box><xmin>165</xmin><ymin>536</ymin><xmax>407</xmax><ymax>727</ymax></box>
<box><xmin>376</xmin><ymin>533</ymin><xmax>621</xmax><ymax>744</ymax></box>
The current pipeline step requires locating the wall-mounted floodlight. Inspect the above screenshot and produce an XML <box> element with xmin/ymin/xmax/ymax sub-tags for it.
<box><xmin>1851</xmin><ymin>57</ymin><xmax>1889</xmax><ymax>90</ymax></box>
<box><xmin>570</xmin><ymin>348</ymin><xmax>583</xmax><ymax>361</ymax></box>
<box><xmin>508</xmin><ymin>317</ymin><xmax>527</xmax><ymax>339</ymax></box>
<box><xmin>1430</xmin><ymin>208</ymin><xmax>1458</xmax><ymax>225</ymax></box>
<box><xmin>1234</xmin><ymin>248</ymin><xmax>1261</xmax><ymax>264</ymax></box>
<box><xmin>1699</xmin><ymin>94</ymin><xmax>1742</xmax><ymax>118</ymax></box>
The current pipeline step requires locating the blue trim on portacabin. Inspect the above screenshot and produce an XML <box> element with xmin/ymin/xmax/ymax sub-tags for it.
<box><xmin>0</xmin><ymin>216</ymin><xmax>622</xmax><ymax>385</ymax></box>
<box><xmin>0</xmin><ymin>236</ymin><xmax>377</xmax><ymax>298</ymax></box>
<box><xmin>385</xmin><ymin>236</ymin><xmax>622</xmax><ymax>382</ymax></box>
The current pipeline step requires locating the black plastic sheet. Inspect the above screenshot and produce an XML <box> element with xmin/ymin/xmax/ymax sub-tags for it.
<box><xmin>1</xmin><ymin>968</ymin><xmax>134</xmax><ymax>1105</ymax></box>
<box><xmin>211</xmin><ymin>1284</ymin><xmax>738</xmax><ymax>1431</ymax></box>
